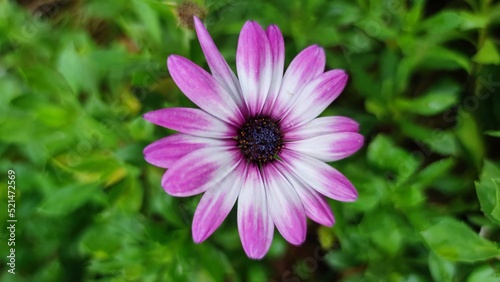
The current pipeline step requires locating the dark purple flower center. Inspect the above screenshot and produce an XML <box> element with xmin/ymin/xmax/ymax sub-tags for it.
<box><xmin>237</xmin><ymin>116</ymin><xmax>283</xmax><ymax>164</ymax></box>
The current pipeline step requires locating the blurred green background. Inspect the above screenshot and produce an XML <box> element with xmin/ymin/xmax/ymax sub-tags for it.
<box><xmin>1</xmin><ymin>0</ymin><xmax>500</xmax><ymax>281</ymax></box>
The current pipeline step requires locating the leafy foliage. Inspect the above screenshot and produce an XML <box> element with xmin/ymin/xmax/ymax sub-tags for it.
<box><xmin>1</xmin><ymin>0</ymin><xmax>500</xmax><ymax>281</ymax></box>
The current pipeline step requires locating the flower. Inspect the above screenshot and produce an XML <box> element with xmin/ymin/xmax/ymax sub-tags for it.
<box><xmin>143</xmin><ymin>17</ymin><xmax>364</xmax><ymax>259</ymax></box>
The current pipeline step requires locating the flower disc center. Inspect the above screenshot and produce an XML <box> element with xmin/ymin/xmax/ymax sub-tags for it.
<box><xmin>237</xmin><ymin>116</ymin><xmax>283</xmax><ymax>164</ymax></box>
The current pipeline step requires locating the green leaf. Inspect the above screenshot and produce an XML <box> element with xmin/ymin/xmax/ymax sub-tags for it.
<box><xmin>39</xmin><ymin>182</ymin><xmax>104</xmax><ymax>215</ymax></box>
<box><xmin>367</xmin><ymin>135</ymin><xmax>421</xmax><ymax>179</ymax></box>
<box><xmin>421</xmin><ymin>45</ymin><xmax>471</xmax><ymax>72</ymax></box>
<box><xmin>455</xmin><ymin>111</ymin><xmax>485</xmax><ymax>170</ymax></box>
<box><xmin>420</xmin><ymin>11</ymin><xmax>462</xmax><ymax>35</ymax></box>
<box><xmin>109</xmin><ymin>174</ymin><xmax>143</xmax><ymax>213</ymax></box>
<box><xmin>428</xmin><ymin>252</ymin><xmax>456</xmax><ymax>282</ymax></box>
<box><xmin>404</xmin><ymin>0</ymin><xmax>425</xmax><ymax>32</ymax></box>
<box><xmin>127</xmin><ymin>116</ymin><xmax>154</xmax><ymax>141</ymax></box>
<box><xmin>473</xmin><ymin>39</ymin><xmax>500</xmax><ymax>65</ymax></box>
<box><xmin>421</xmin><ymin>218</ymin><xmax>500</xmax><ymax>262</ymax></box>
<box><xmin>484</xmin><ymin>130</ymin><xmax>500</xmax><ymax>138</ymax></box>
<box><xmin>57</xmin><ymin>41</ymin><xmax>98</xmax><ymax>95</ymax></box>
<box><xmin>467</xmin><ymin>265</ymin><xmax>499</xmax><ymax>282</ymax></box>
<box><xmin>394</xmin><ymin>80</ymin><xmax>459</xmax><ymax>116</ymax></box>
<box><xmin>490</xmin><ymin>179</ymin><xmax>500</xmax><ymax>222</ymax></box>
<box><xmin>475</xmin><ymin>160</ymin><xmax>500</xmax><ymax>224</ymax></box>
<box><xmin>408</xmin><ymin>158</ymin><xmax>456</xmax><ymax>190</ymax></box>
<box><xmin>132</xmin><ymin>0</ymin><xmax>161</xmax><ymax>44</ymax></box>
<box><xmin>400</xmin><ymin>123</ymin><xmax>458</xmax><ymax>156</ymax></box>
<box><xmin>459</xmin><ymin>11</ymin><xmax>490</xmax><ymax>30</ymax></box>
<box><xmin>0</xmin><ymin>110</ymin><xmax>35</xmax><ymax>143</ymax></box>
<box><xmin>359</xmin><ymin>208</ymin><xmax>404</xmax><ymax>256</ymax></box>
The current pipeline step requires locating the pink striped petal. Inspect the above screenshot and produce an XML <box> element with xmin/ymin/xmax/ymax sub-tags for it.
<box><xmin>277</xmin><ymin>170</ymin><xmax>335</xmax><ymax>226</ymax></box>
<box><xmin>143</xmin><ymin>134</ymin><xmax>231</xmax><ymax>169</ymax></box>
<box><xmin>297</xmin><ymin>187</ymin><xmax>335</xmax><ymax>226</ymax></box>
<box><xmin>236</xmin><ymin>21</ymin><xmax>272</xmax><ymax>115</ymax></box>
<box><xmin>193</xmin><ymin>17</ymin><xmax>244</xmax><ymax>109</ymax></box>
<box><xmin>237</xmin><ymin>163</ymin><xmax>274</xmax><ymax>259</ymax></box>
<box><xmin>287</xmin><ymin>132</ymin><xmax>364</xmax><ymax>162</ymax></box>
<box><xmin>263</xmin><ymin>164</ymin><xmax>306</xmax><ymax>245</ymax></box>
<box><xmin>192</xmin><ymin>160</ymin><xmax>245</xmax><ymax>243</ymax></box>
<box><xmin>167</xmin><ymin>55</ymin><xmax>244</xmax><ymax>125</ymax></box>
<box><xmin>285</xmin><ymin>116</ymin><xmax>360</xmax><ymax>140</ymax></box>
<box><xmin>161</xmin><ymin>147</ymin><xmax>241</xmax><ymax>197</ymax></box>
<box><xmin>262</xmin><ymin>25</ymin><xmax>285</xmax><ymax>115</ymax></box>
<box><xmin>272</xmin><ymin>45</ymin><xmax>325</xmax><ymax>118</ymax></box>
<box><xmin>143</xmin><ymin>108</ymin><xmax>235</xmax><ymax>138</ymax></box>
<box><xmin>280</xmin><ymin>150</ymin><xmax>358</xmax><ymax>202</ymax></box>
<box><xmin>280</xmin><ymin>69</ymin><xmax>348</xmax><ymax>129</ymax></box>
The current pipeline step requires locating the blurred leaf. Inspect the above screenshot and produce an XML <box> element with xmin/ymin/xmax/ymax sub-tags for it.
<box><xmin>81</xmin><ymin>211</ymin><xmax>146</xmax><ymax>260</ymax></box>
<box><xmin>359</xmin><ymin>208</ymin><xmax>404</xmax><ymax>256</ymax></box>
<box><xmin>0</xmin><ymin>110</ymin><xmax>35</xmax><ymax>143</ymax></box>
<box><xmin>248</xmin><ymin>265</ymin><xmax>269</xmax><ymax>282</ymax></box>
<box><xmin>420</xmin><ymin>11</ymin><xmax>462</xmax><ymax>35</ymax></box>
<box><xmin>53</xmin><ymin>153</ymin><xmax>128</xmax><ymax>186</ymax></box>
<box><xmin>489</xmin><ymin>180</ymin><xmax>500</xmax><ymax>223</ymax></box>
<box><xmin>398</xmin><ymin>121</ymin><xmax>458</xmax><ymax>156</ymax></box>
<box><xmin>349</xmin><ymin>175</ymin><xmax>388</xmax><ymax>212</ymax></box>
<box><xmin>455</xmin><ymin>111</ymin><xmax>485</xmax><ymax>170</ymax></box>
<box><xmin>367</xmin><ymin>135</ymin><xmax>421</xmax><ymax>179</ymax></box>
<box><xmin>473</xmin><ymin>39</ymin><xmax>500</xmax><ymax>65</ymax></box>
<box><xmin>84</xmin><ymin>0</ymin><xmax>127</xmax><ymax>19</ymax></box>
<box><xmin>128</xmin><ymin>116</ymin><xmax>154</xmax><ymax>141</ymax></box>
<box><xmin>428</xmin><ymin>252</ymin><xmax>456</xmax><ymax>282</ymax></box>
<box><xmin>395</xmin><ymin>80</ymin><xmax>460</xmax><ymax>116</ymax></box>
<box><xmin>421</xmin><ymin>218</ymin><xmax>500</xmax><ymax>262</ymax></box>
<box><xmin>475</xmin><ymin>160</ymin><xmax>500</xmax><ymax>224</ymax></box>
<box><xmin>39</xmin><ymin>182</ymin><xmax>104</xmax><ymax>215</ymax></box>
<box><xmin>394</xmin><ymin>55</ymin><xmax>419</xmax><ymax>94</ymax></box>
<box><xmin>408</xmin><ymin>158</ymin><xmax>456</xmax><ymax>190</ymax></box>
<box><xmin>196</xmin><ymin>244</ymin><xmax>231</xmax><ymax>282</ymax></box>
<box><xmin>467</xmin><ymin>265</ymin><xmax>499</xmax><ymax>282</ymax></box>
<box><xmin>318</xmin><ymin>226</ymin><xmax>335</xmax><ymax>249</ymax></box>
<box><xmin>459</xmin><ymin>11</ymin><xmax>489</xmax><ymax>30</ymax></box>
<box><xmin>132</xmin><ymin>0</ymin><xmax>161</xmax><ymax>45</ymax></box>
<box><xmin>57</xmin><ymin>40</ymin><xmax>98</xmax><ymax>94</ymax></box>
<box><xmin>403</xmin><ymin>0</ymin><xmax>425</xmax><ymax>32</ymax></box>
<box><xmin>421</xmin><ymin>45</ymin><xmax>471</xmax><ymax>72</ymax></box>
<box><xmin>324</xmin><ymin>2</ymin><xmax>361</xmax><ymax>25</ymax></box>
<box><xmin>484</xmin><ymin>130</ymin><xmax>500</xmax><ymax>137</ymax></box>
<box><xmin>35</xmin><ymin>104</ymin><xmax>75</xmax><ymax>128</ymax></box>
<box><xmin>0</xmin><ymin>78</ymin><xmax>21</xmax><ymax>106</ymax></box>
<box><xmin>109</xmin><ymin>173</ymin><xmax>143</xmax><ymax>212</ymax></box>
<box><xmin>21</xmin><ymin>65</ymin><xmax>77</xmax><ymax>100</ymax></box>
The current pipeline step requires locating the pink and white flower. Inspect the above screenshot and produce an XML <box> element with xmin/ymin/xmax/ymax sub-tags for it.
<box><xmin>143</xmin><ymin>17</ymin><xmax>363</xmax><ymax>259</ymax></box>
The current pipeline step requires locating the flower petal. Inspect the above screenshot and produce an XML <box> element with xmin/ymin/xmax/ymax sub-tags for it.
<box><xmin>284</xmin><ymin>116</ymin><xmax>360</xmax><ymax>140</ymax></box>
<box><xmin>238</xmin><ymin>163</ymin><xmax>274</xmax><ymax>259</ymax></box>
<box><xmin>287</xmin><ymin>132</ymin><xmax>364</xmax><ymax>162</ymax></box>
<box><xmin>278</xmin><ymin>171</ymin><xmax>335</xmax><ymax>226</ymax></box>
<box><xmin>193</xmin><ymin>17</ymin><xmax>244</xmax><ymax>109</ymax></box>
<box><xmin>162</xmin><ymin>147</ymin><xmax>241</xmax><ymax>197</ymax></box>
<box><xmin>167</xmin><ymin>55</ymin><xmax>244</xmax><ymax>125</ymax></box>
<box><xmin>263</xmin><ymin>163</ymin><xmax>306</xmax><ymax>245</ymax></box>
<box><xmin>297</xmin><ymin>186</ymin><xmax>335</xmax><ymax>226</ymax></box>
<box><xmin>236</xmin><ymin>21</ymin><xmax>272</xmax><ymax>115</ymax></box>
<box><xmin>262</xmin><ymin>25</ymin><xmax>285</xmax><ymax>115</ymax></box>
<box><xmin>192</xmin><ymin>161</ymin><xmax>245</xmax><ymax>243</ymax></box>
<box><xmin>272</xmin><ymin>45</ymin><xmax>325</xmax><ymax>118</ymax></box>
<box><xmin>280</xmin><ymin>150</ymin><xmax>358</xmax><ymax>202</ymax></box>
<box><xmin>143</xmin><ymin>108</ymin><xmax>235</xmax><ymax>138</ymax></box>
<box><xmin>143</xmin><ymin>133</ymin><xmax>231</xmax><ymax>169</ymax></box>
<box><xmin>280</xmin><ymin>69</ymin><xmax>348</xmax><ymax>129</ymax></box>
